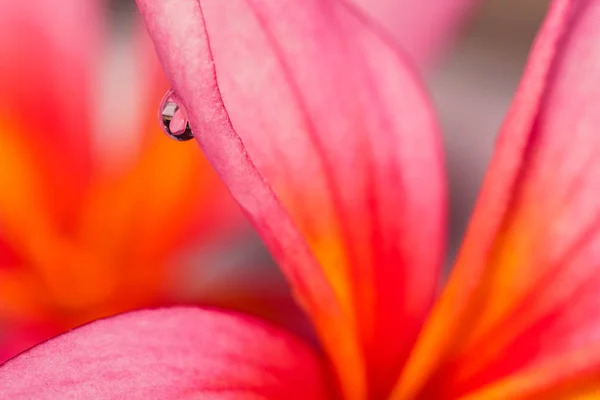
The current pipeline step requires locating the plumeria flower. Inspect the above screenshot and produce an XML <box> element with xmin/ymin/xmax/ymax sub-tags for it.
<box><xmin>0</xmin><ymin>0</ymin><xmax>248</xmax><ymax>363</ymax></box>
<box><xmin>2</xmin><ymin>0</ymin><xmax>598</xmax><ymax>399</ymax></box>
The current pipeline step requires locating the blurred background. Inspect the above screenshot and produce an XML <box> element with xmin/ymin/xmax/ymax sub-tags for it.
<box><xmin>431</xmin><ymin>0</ymin><xmax>548</xmax><ymax>261</ymax></box>
<box><xmin>0</xmin><ymin>0</ymin><xmax>548</xmax><ymax>362</ymax></box>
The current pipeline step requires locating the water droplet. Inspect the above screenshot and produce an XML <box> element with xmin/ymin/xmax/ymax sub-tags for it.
<box><xmin>158</xmin><ymin>89</ymin><xmax>194</xmax><ymax>141</ymax></box>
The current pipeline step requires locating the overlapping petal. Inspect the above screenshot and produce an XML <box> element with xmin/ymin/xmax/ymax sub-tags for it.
<box><xmin>0</xmin><ymin>307</ymin><xmax>331</xmax><ymax>399</ymax></box>
<box><xmin>0</xmin><ymin>319</ymin><xmax>57</xmax><ymax>367</ymax></box>
<box><xmin>137</xmin><ymin>0</ymin><xmax>446</xmax><ymax>398</ymax></box>
<box><xmin>394</xmin><ymin>1</ymin><xmax>600</xmax><ymax>398</ymax></box>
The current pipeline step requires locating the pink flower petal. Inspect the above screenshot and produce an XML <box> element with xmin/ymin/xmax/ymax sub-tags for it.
<box><xmin>137</xmin><ymin>0</ymin><xmax>446</xmax><ymax>397</ymax></box>
<box><xmin>0</xmin><ymin>307</ymin><xmax>331</xmax><ymax>399</ymax></box>
<box><xmin>394</xmin><ymin>1</ymin><xmax>600</xmax><ymax>398</ymax></box>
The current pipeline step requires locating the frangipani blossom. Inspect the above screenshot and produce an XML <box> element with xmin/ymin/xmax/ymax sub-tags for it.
<box><xmin>2</xmin><ymin>0</ymin><xmax>600</xmax><ymax>399</ymax></box>
<box><xmin>0</xmin><ymin>0</ymin><xmax>246</xmax><ymax>362</ymax></box>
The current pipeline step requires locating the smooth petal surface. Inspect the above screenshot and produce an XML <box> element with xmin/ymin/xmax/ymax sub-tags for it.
<box><xmin>0</xmin><ymin>307</ymin><xmax>331</xmax><ymax>399</ymax></box>
<box><xmin>394</xmin><ymin>1</ymin><xmax>600</xmax><ymax>398</ymax></box>
<box><xmin>137</xmin><ymin>0</ymin><xmax>446</xmax><ymax>398</ymax></box>
<box><xmin>350</xmin><ymin>0</ymin><xmax>477</xmax><ymax>65</ymax></box>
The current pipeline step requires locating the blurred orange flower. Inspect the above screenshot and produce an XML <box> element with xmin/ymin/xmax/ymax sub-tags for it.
<box><xmin>0</xmin><ymin>0</ymin><xmax>243</xmax><ymax>362</ymax></box>
<box><xmin>8</xmin><ymin>1</ymin><xmax>600</xmax><ymax>400</ymax></box>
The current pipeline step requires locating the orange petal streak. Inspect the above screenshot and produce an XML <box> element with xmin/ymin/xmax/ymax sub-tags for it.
<box><xmin>0</xmin><ymin>0</ymin><xmax>102</xmax><ymax>226</ymax></box>
<box><xmin>0</xmin><ymin>3</ymin><xmax>246</xmax><ymax>363</ymax></box>
<box><xmin>393</xmin><ymin>1</ymin><xmax>600</xmax><ymax>398</ymax></box>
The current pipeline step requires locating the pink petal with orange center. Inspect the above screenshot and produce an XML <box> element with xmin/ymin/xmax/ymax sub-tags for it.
<box><xmin>137</xmin><ymin>0</ymin><xmax>446</xmax><ymax>398</ymax></box>
<box><xmin>394</xmin><ymin>1</ymin><xmax>600</xmax><ymax>398</ymax></box>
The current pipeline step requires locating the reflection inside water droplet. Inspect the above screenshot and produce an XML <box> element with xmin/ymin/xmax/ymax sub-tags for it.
<box><xmin>158</xmin><ymin>89</ymin><xmax>194</xmax><ymax>141</ymax></box>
